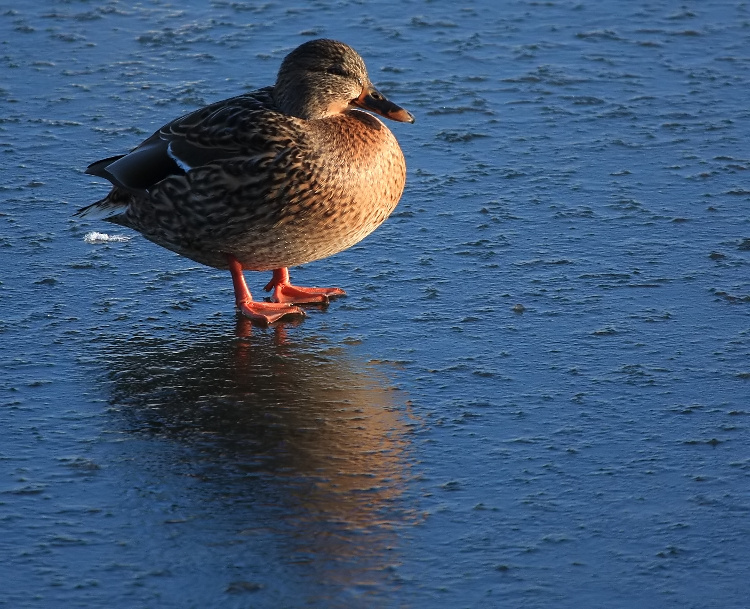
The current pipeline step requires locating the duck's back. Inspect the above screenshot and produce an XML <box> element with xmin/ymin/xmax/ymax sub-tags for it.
<box><xmin>97</xmin><ymin>94</ymin><xmax>406</xmax><ymax>271</ymax></box>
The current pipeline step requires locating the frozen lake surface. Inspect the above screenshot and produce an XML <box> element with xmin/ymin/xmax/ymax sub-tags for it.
<box><xmin>1</xmin><ymin>1</ymin><xmax>749</xmax><ymax>607</ymax></box>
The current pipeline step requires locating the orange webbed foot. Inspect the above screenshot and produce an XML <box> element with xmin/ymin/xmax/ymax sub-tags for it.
<box><xmin>227</xmin><ymin>255</ymin><xmax>305</xmax><ymax>325</ymax></box>
<box><xmin>236</xmin><ymin>300</ymin><xmax>305</xmax><ymax>325</ymax></box>
<box><xmin>264</xmin><ymin>268</ymin><xmax>346</xmax><ymax>304</ymax></box>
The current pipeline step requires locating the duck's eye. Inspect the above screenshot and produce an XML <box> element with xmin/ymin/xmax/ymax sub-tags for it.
<box><xmin>326</xmin><ymin>65</ymin><xmax>348</xmax><ymax>77</ymax></box>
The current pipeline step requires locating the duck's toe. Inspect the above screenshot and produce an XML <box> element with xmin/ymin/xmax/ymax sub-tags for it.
<box><xmin>236</xmin><ymin>301</ymin><xmax>305</xmax><ymax>324</ymax></box>
<box><xmin>268</xmin><ymin>283</ymin><xmax>347</xmax><ymax>304</ymax></box>
<box><xmin>263</xmin><ymin>268</ymin><xmax>346</xmax><ymax>304</ymax></box>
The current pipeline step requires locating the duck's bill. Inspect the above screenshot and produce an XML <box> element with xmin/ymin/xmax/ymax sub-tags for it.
<box><xmin>352</xmin><ymin>86</ymin><xmax>415</xmax><ymax>123</ymax></box>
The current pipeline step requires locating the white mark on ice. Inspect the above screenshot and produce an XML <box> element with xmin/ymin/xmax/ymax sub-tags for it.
<box><xmin>83</xmin><ymin>231</ymin><xmax>131</xmax><ymax>243</ymax></box>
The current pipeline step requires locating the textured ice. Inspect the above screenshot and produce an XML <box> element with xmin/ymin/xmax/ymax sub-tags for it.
<box><xmin>2</xmin><ymin>2</ymin><xmax>750</xmax><ymax>608</ymax></box>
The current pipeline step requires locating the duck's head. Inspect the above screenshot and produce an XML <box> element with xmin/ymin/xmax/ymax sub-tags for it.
<box><xmin>274</xmin><ymin>39</ymin><xmax>415</xmax><ymax>124</ymax></box>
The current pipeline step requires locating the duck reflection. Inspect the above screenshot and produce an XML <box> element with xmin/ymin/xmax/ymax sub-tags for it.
<box><xmin>99</xmin><ymin>318</ymin><xmax>414</xmax><ymax>593</ymax></box>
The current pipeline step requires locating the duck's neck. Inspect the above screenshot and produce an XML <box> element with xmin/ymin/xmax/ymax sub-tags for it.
<box><xmin>273</xmin><ymin>76</ymin><xmax>332</xmax><ymax>121</ymax></box>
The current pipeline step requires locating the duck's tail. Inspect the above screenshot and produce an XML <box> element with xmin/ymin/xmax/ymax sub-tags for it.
<box><xmin>74</xmin><ymin>188</ymin><xmax>132</xmax><ymax>220</ymax></box>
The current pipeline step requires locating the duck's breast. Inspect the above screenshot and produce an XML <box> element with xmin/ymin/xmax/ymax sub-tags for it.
<box><xmin>256</xmin><ymin>111</ymin><xmax>406</xmax><ymax>267</ymax></box>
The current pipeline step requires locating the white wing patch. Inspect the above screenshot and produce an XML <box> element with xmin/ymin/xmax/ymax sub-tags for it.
<box><xmin>168</xmin><ymin>142</ymin><xmax>193</xmax><ymax>172</ymax></box>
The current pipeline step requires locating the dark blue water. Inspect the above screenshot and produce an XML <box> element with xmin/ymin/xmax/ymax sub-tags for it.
<box><xmin>1</xmin><ymin>1</ymin><xmax>749</xmax><ymax>607</ymax></box>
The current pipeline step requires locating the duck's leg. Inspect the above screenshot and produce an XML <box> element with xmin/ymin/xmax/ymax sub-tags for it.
<box><xmin>227</xmin><ymin>255</ymin><xmax>304</xmax><ymax>324</ymax></box>
<box><xmin>263</xmin><ymin>267</ymin><xmax>346</xmax><ymax>304</ymax></box>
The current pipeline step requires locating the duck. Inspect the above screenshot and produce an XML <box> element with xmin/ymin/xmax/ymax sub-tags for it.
<box><xmin>77</xmin><ymin>38</ymin><xmax>414</xmax><ymax>324</ymax></box>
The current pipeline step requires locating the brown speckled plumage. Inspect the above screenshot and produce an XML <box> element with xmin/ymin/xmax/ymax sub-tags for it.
<box><xmin>78</xmin><ymin>39</ymin><xmax>414</xmax><ymax>323</ymax></box>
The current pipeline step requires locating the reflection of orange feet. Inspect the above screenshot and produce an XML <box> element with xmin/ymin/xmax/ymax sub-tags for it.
<box><xmin>264</xmin><ymin>267</ymin><xmax>346</xmax><ymax>304</ymax></box>
<box><xmin>235</xmin><ymin>317</ymin><xmax>253</xmax><ymax>338</ymax></box>
<box><xmin>227</xmin><ymin>255</ymin><xmax>305</xmax><ymax>325</ymax></box>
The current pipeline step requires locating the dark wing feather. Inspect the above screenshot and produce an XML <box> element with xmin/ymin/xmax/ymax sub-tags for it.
<box><xmin>85</xmin><ymin>133</ymin><xmax>181</xmax><ymax>193</ymax></box>
<box><xmin>84</xmin><ymin>87</ymin><xmax>281</xmax><ymax>194</ymax></box>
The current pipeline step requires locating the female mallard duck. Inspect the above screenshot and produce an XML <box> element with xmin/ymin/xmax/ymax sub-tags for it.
<box><xmin>77</xmin><ymin>39</ymin><xmax>414</xmax><ymax>324</ymax></box>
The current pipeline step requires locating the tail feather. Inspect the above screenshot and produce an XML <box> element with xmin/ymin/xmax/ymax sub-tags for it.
<box><xmin>75</xmin><ymin>188</ymin><xmax>132</xmax><ymax>219</ymax></box>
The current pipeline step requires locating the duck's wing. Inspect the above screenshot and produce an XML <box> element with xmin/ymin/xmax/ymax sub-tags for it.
<box><xmin>84</xmin><ymin>87</ymin><xmax>283</xmax><ymax>195</ymax></box>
